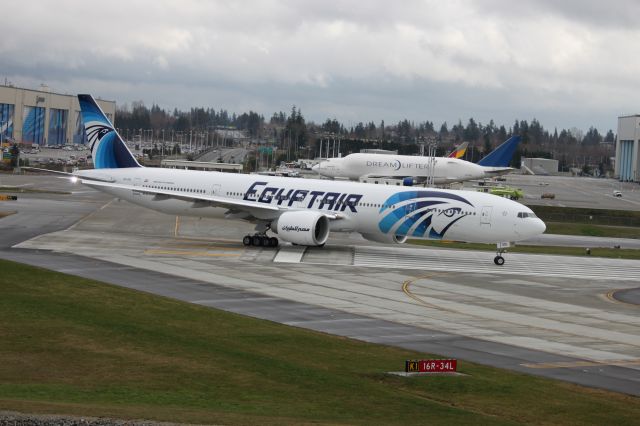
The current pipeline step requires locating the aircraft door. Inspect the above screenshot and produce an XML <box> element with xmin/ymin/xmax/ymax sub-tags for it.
<box><xmin>211</xmin><ymin>184</ymin><xmax>221</xmax><ymax>195</ymax></box>
<box><xmin>132</xmin><ymin>177</ymin><xmax>142</xmax><ymax>197</ymax></box>
<box><xmin>480</xmin><ymin>206</ymin><xmax>492</xmax><ymax>226</ymax></box>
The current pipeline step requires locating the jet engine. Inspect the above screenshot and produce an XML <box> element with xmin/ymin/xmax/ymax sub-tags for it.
<box><xmin>402</xmin><ymin>177</ymin><xmax>416</xmax><ymax>186</ymax></box>
<box><xmin>360</xmin><ymin>233</ymin><xmax>408</xmax><ymax>244</ymax></box>
<box><xmin>272</xmin><ymin>211</ymin><xmax>330</xmax><ymax>246</ymax></box>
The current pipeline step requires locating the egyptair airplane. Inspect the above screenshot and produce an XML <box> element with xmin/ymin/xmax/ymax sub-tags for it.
<box><xmin>312</xmin><ymin>136</ymin><xmax>521</xmax><ymax>185</ymax></box>
<box><xmin>69</xmin><ymin>94</ymin><xmax>544</xmax><ymax>265</ymax></box>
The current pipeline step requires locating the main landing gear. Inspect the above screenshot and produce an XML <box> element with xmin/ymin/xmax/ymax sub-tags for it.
<box><xmin>243</xmin><ymin>222</ymin><xmax>278</xmax><ymax>248</ymax></box>
<box><xmin>243</xmin><ymin>234</ymin><xmax>279</xmax><ymax>247</ymax></box>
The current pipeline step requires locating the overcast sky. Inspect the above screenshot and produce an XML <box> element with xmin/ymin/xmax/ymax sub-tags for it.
<box><xmin>2</xmin><ymin>0</ymin><xmax>639</xmax><ymax>133</ymax></box>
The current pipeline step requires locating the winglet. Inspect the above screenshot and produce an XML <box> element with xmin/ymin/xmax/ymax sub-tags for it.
<box><xmin>477</xmin><ymin>136</ymin><xmax>521</xmax><ymax>167</ymax></box>
<box><xmin>78</xmin><ymin>94</ymin><xmax>141</xmax><ymax>169</ymax></box>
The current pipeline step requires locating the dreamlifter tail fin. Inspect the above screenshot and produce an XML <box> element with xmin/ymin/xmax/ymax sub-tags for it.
<box><xmin>477</xmin><ymin>136</ymin><xmax>521</xmax><ymax>167</ymax></box>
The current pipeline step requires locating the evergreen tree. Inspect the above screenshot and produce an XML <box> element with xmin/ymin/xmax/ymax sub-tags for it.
<box><xmin>604</xmin><ymin>129</ymin><xmax>615</xmax><ymax>143</ymax></box>
<box><xmin>464</xmin><ymin>118</ymin><xmax>480</xmax><ymax>142</ymax></box>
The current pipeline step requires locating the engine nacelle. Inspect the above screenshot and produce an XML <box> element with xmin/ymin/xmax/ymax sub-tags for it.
<box><xmin>402</xmin><ymin>177</ymin><xmax>416</xmax><ymax>186</ymax></box>
<box><xmin>360</xmin><ymin>232</ymin><xmax>408</xmax><ymax>244</ymax></box>
<box><xmin>272</xmin><ymin>211</ymin><xmax>330</xmax><ymax>246</ymax></box>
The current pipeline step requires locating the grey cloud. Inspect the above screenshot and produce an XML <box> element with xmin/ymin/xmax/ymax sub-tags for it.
<box><xmin>477</xmin><ymin>0</ymin><xmax>640</xmax><ymax>28</ymax></box>
<box><xmin>1</xmin><ymin>0</ymin><xmax>637</xmax><ymax>134</ymax></box>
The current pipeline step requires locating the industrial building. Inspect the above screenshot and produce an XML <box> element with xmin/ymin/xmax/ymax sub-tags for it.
<box><xmin>0</xmin><ymin>84</ymin><xmax>115</xmax><ymax>146</ymax></box>
<box><xmin>615</xmin><ymin>114</ymin><xmax>640</xmax><ymax>182</ymax></box>
<box><xmin>520</xmin><ymin>157</ymin><xmax>559</xmax><ymax>175</ymax></box>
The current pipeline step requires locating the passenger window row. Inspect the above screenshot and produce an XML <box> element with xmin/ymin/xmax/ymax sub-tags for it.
<box><xmin>144</xmin><ymin>185</ymin><xmax>205</xmax><ymax>194</ymax></box>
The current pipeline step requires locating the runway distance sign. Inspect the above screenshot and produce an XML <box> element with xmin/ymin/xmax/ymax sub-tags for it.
<box><xmin>405</xmin><ymin>359</ymin><xmax>457</xmax><ymax>373</ymax></box>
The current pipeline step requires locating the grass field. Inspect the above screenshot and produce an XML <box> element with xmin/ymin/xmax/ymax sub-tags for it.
<box><xmin>1</xmin><ymin>259</ymin><xmax>639</xmax><ymax>425</ymax></box>
<box><xmin>544</xmin><ymin>222</ymin><xmax>640</xmax><ymax>239</ymax></box>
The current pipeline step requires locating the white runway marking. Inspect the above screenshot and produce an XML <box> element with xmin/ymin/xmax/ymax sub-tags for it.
<box><xmin>273</xmin><ymin>245</ymin><xmax>306</xmax><ymax>263</ymax></box>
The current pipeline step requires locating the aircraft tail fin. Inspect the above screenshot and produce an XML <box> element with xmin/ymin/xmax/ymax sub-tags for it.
<box><xmin>477</xmin><ymin>136</ymin><xmax>521</xmax><ymax>167</ymax></box>
<box><xmin>447</xmin><ymin>141</ymin><xmax>468</xmax><ymax>159</ymax></box>
<box><xmin>78</xmin><ymin>94</ymin><xmax>141</xmax><ymax>169</ymax></box>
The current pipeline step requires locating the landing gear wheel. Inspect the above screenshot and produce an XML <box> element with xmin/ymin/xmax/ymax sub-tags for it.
<box><xmin>494</xmin><ymin>242</ymin><xmax>510</xmax><ymax>266</ymax></box>
<box><xmin>244</xmin><ymin>231</ymin><xmax>278</xmax><ymax>248</ymax></box>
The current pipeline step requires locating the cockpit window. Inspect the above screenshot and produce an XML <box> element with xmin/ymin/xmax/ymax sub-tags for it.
<box><xmin>517</xmin><ymin>212</ymin><xmax>537</xmax><ymax>218</ymax></box>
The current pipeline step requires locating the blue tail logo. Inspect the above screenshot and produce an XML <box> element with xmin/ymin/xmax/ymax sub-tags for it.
<box><xmin>78</xmin><ymin>94</ymin><xmax>140</xmax><ymax>169</ymax></box>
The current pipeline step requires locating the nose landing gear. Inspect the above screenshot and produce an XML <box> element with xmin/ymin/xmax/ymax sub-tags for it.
<box><xmin>494</xmin><ymin>242</ymin><xmax>511</xmax><ymax>266</ymax></box>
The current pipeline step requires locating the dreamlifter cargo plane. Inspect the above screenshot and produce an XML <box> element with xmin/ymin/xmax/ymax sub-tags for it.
<box><xmin>312</xmin><ymin>136</ymin><xmax>521</xmax><ymax>185</ymax></box>
<box><xmin>70</xmin><ymin>95</ymin><xmax>544</xmax><ymax>265</ymax></box>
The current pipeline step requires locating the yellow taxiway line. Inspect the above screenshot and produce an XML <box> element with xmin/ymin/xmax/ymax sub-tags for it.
<box><xmin>605</xmin><ymin>289</ymin><xmax>639</xmax><ymax>307</ymax></box>
<box><xmin>401</xmin><ymin>272</ymin><xmax>455</xmax><ymax>310</ymax></box>
<box><xmin>174</xmin><ymin>216</ymin><xmax>180</xmax><ymax>237</ymax></box>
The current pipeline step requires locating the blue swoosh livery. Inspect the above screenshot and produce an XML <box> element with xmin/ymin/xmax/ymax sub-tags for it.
<box><xmin>78</xmin><ymin>94</ymin><xmax>140</xmax><ymax>169</ymax></box>
<box><xmin>378</xmin><ymin>190</ymin><xmax>473</xmax><ymax>239</ymax></box>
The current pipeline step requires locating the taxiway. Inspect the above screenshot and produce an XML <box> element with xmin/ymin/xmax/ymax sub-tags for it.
<box><xmin>2</xmin><ymin>174</ymin><xmax>640</xmax><ymax>396</ymax></box>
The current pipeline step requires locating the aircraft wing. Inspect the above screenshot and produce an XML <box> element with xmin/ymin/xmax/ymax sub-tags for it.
<box><xmin>21</xmin><ymin>167</ymin><xmax>117</xmax><ymax>183</ymax></box>
<box><xmin>481</xmin><ymin>167</ymin><xmax>514</xmax><ymax>176</ymax></box>
<box><xmin>360</xmin><ymin>174</ymin><xmax>472</xmax><ymax>184</ymax></box>
<box><xmin>80</xmin><ymin>179</ymin><xmax>281</xmax><ymax>211</ymax></box>
<box><xmin>79</xmin><ymin>179</ymin><xmax>343</xmax><ymax>219</ymax></box>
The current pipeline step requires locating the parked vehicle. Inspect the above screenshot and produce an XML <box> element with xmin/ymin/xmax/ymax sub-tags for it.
<box><xmin>489</xmin><ymin>186</ymin><xmax>523</xmax><ymax>200</ymax></box>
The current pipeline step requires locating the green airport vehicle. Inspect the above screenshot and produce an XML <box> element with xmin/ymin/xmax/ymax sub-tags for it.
<box><xmin>488</xmin><ymin>186</ymin><xmax>524</xmax><ymax>200</ymax></box>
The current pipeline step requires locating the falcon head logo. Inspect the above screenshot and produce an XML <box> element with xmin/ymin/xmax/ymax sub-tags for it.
<box><xmin>86</xmin><ymin>123</ymin><xmax>113</xmax><ymax>151</ymax></box>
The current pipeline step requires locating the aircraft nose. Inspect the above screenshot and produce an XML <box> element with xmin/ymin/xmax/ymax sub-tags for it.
<box><xmin>523</xmin><ymin>218</ymin><xmax>546</xmax><ymax>238</ymax></box>
<box><xmin>311</xmin><ymin>164</ymin><xmax>319</xmax><ymax>171</ymax></box>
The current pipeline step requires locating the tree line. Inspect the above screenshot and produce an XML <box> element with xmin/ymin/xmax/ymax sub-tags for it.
<box><xmin>115</xmin><ymin>101</ymin><xmax>616</xmax><ymax>172</ymax></box>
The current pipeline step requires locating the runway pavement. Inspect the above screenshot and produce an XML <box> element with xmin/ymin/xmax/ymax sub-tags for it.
<box><xmin>2</xmin><ymin>174</ymin><xmax>640</xmax><ymax>396</ymax></box>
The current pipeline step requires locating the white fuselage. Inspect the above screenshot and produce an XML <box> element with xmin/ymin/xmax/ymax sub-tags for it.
<box><xmin>313</xmin><ymin>153</ymin><xmax>489</xmax><ymax>183</ymax></box>
<box><xmin>75</xmin><ymin>167</ymin><xmax>545</xmax><ymax>244</ymax></box>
